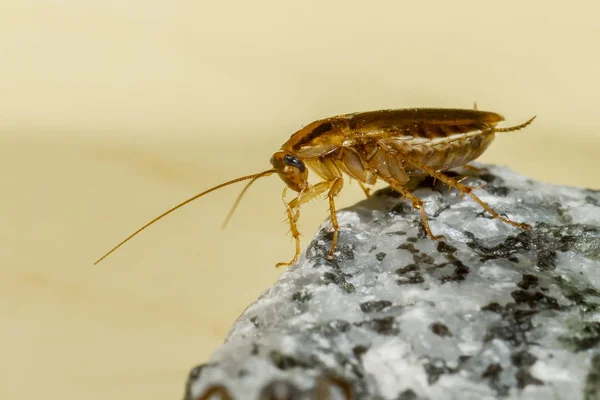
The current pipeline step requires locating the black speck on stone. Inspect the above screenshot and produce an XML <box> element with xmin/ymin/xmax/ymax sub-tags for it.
<box><xmin>310</xmin><ymin>320</ymin><xmax>351</xmax><ymax>337</ymax></box>
<box><xmin>585</xmin><ymin>195</ymin><xmax>600</xmax><ymax>207</ymax></box>
<box><xmin>484</xmin><ymin>308</ymin><xmax>537</xmax><ymax>346</ymax></box>
<box><xmin>355</xmin><ymin>317</ymin><xmax>399</xmax><ymax>335</ymax></box>
<box><xmin>536</xmin><ymin>249</ymin><xmax>557</xmax><ymax>270</ymax></box>
<box><xmin>323</xmin><ymin>271</ymin><xmax>356</xmax><ymax>294</ymax></box>
<box><xmin>511</xmin><ymin>290</ymin><xmax>560</xmax><ymax>310</ymax></box>
<box><xmin>188</xmin><ymin>364</ymin><xmax>207</xmax><ymax>381</ymax></box>
<box><xmin>486</xmin><ymin>184</ymin><xmax>510</xmax><ymax>196</ymax></box>
<box><xmin>511</xmin><ymin>350</ymin><xmax>537</xmax><ymax>367</ymax></box>
<box><xmin>250</xmin><ymin>316</ymin><xmax>260</xmax><ymax>328</ymax></box>
<box><xmin>584</xmin><ymin>354</ymin><xmax>600</xmax><ymax>399</ymax></box>
<box><xmin>352</xmin><ymin>345</ymin><xmax>369</xmax><ymax>361</ymax></box>
<box><xmin>398</xmin><ymin>243</ymin><xmax>420</xmax><ymax>253</ymax></box>
<box><xmin>184</xmin><ymin>363</ymin><xmax>212</xmax><ymax>400</ymax></box>
<box><xmin>481</xmin><ymin>363</ymin><xmax>510</xmax><ymax>397</ymax></box>
<box><xmin>517</xmin><ymin>274</ymin><xmax>539</xmax><ymax>290</ymax></box>
<box><xmin>440</xmin><ymin>260</ymin><xmax>470</xmax><ymax>283</ymax></box>
<box><xmin>423</xmin><ymin>358</ymin><xmax>451</xmax><ymax>384</ymax></box>
<box><xmin>336</xmin><ymin>243</ymin><xmax>356</xmax><ymax>261</ymax></box>
<box><xmin>515</xmin><ymin>369</ymin><xmax>544</xmax><ymax>389</ymax></box>
<box><xmin>413</xmin><ymin>253</ymin><xmax>435</xmax><ymax>264</ymax></box>
<box><xmin>376</xmin><ymin>252</ymin><xmax>387</xmax><ymax>261</ymax></box>
<box><xmin>292</xmin><ymin>290</ymin><xmax>312</xmax><ymax>303</ymax></box>
<box><xmin>481</xmin><ymin>302</ymin><xmax>504</xmax><ymax>313</ymax></box>
<box><xmin>430</xmin><ymin>322</ymin><xmax>452</xmax><ymax>337</ymax></box>
<box><xmin>407</xmin><ymin>236</ymin><xmax>419</xmax><ymax>243</ymax></box>
<box><xmin>479</xmin><ymin>173</ymin><xmax>497</xmax><ymax>183</ymax></box>
<box><xmin>360</xmin><ymin>300</ymin><xmax>393</xmax><ymax>313</ymax></box>
<box><xmin>386</xmin><ymin>230</ymin><xmax>407</xmax><ymax>236</ymax></box>
<box><xmin>258</xmin><ymin>380</ymin><xmax>302</xmax><ymax>399</ymax></box>
<box><xmin>397</xmin><ymin>273</ymin><xmax>425</xmax><ymax>285</ymax></box>
<box><xmin>396</xmin><ymin>388</ymin><xmax>418</xmax><ymax>400</ymax></box>
<box><xmin>559</xmin><ymin>322</ymin><xmax>600</xmax><ymax>352</ymax></box>
<box><xmin>269</xmin><ymin>351</ymin><xmax>314</xmax><ymax>370</ymax></box>
<box><xmin>436</xmin><ymin>241</ymin><xmax>457</xmax><ymax>254</ymax></box>
<box><xmin>467</xmin><ymin>231</ymin><xmax>532</xmax><ymax>258</ymax></box>
<box><xmin>396</xmin><ymin>264</ymin><xmax>419</xmax><ymax>275</ymax></box>
<box><xmin>482</xmin><ymin>363</ymin><xmax>502</xmax><ymax>379</ymax></box>
<box><xmin>392</xmin><ymin>201</ymin><xmax>414</xmax><ymax>214</ymax></box>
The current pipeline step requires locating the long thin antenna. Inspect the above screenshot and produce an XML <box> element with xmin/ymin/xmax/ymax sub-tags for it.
<box><xmin>94</xmin><ymin>169</ymin><xmax>276</xmax><ymax>265</ymax></box>
<box><xmin>222</xmin><ymin>169</ymin><xmax>275</xmax><ymax>228</ymax></box>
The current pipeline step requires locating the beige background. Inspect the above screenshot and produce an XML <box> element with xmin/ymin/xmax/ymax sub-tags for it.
<box><xmin>1</xmin><ymin>1</ymin><xmax>599</xmax><ymax>399</ymax></box>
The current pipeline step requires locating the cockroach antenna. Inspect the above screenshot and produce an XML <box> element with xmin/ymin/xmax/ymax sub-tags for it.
<box><xmin>94</xmin><ymin>169</ymin><xmax>276</xmax><ymax>265</ymax></box>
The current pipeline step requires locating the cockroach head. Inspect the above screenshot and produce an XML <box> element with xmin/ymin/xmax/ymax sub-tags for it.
<box><xmin>270</xmin><ymin>151</ymin><xmax>308</xmax><ymax>192</ymax></box>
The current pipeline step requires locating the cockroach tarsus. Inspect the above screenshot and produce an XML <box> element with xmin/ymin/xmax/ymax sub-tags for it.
<box><xmin>94</xmin><ymin>108</ymin><xmax>536</xmax><ymax>267</ymax></box>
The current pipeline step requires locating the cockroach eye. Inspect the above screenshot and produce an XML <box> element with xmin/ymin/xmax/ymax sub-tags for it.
<box><xmin>283</xmin><ymin>154</ymin><xmax>305</xmax><ymax>172</ymax></box>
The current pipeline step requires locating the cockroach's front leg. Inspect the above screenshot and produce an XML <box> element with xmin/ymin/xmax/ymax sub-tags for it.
<box><xmin>406</xmin><ymin>157</ymin><xmax>531</xmax><ymax>231</ymax></box>
<box><xmin>277</xmin><ymin>181</ymin><xmax>332</xmax><ymax>268</ymax></box>
<box><xmin>327</xmin><ymin>178</ymin><xmax>344</xmax><ymax>260</ymax></box>
<box><xmin>385</xmin><ymin>177</ymin><xmax>446</xmax><ymax>241</ymax></box>
<box><xmin>275</xmin><ymin>197</ymin><xmax>302</xmax><ymax>269</ymax></box>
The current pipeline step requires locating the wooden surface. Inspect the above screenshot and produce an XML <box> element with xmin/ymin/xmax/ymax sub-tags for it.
<box><xmin>1</xmin><ymin>1</ymin><xmax>599</xmax><ymax>399</ymax></box>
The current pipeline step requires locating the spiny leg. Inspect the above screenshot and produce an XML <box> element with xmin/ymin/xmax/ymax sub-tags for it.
<box><xmin>385</xmin><ymin>177</ymin><xmax>445</xmax><ymax>241</ymax></box>
<box><xmin>277</xmin><ymin>181</ymin><xmax>333</xmax><ymax>268</ymax></box>
<box><xmin>406</xmin><ymin>157</ymin><xmax>531</xmax><ymax>231</ymax></box>
<box><xmin>276</xmin><ymin>190</ymin><xmax>302</xmax><ymax>268</ymax></box>
<box><xmin>357</xmin><ymin>179</ymin><xmax>371</xmax><ymax>198</ymax></box>
<box><xmin>463</xmin><ymin>163</ymin><xmax>488</xmax><ymax>174</ymax></box>
<box><xmin>326</xmin><ymin>178</ymin><xmax>344</xmax><ymax>260</ymax></box>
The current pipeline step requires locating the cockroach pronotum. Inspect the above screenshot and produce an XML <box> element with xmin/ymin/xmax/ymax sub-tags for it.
<box><xmin>95</xmin><ymin>108</ymin><xmax>535</xmax><ymax>267</ymax></box>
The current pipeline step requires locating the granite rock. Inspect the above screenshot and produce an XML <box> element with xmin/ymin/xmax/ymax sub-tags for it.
<box><xmin>186</xmin><ymin>165</ymin><xmax>600</xmax><ymax>400</ymax></box>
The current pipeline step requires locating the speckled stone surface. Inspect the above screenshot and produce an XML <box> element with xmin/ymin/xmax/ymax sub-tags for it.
<box><xmin>186</xmin><ymin>165</ymin><xmax>600</xmax><ymax>400</ymax></box>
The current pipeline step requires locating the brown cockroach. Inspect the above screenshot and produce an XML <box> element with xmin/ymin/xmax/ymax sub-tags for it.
<box><xmin>95</xmin><ymin>108</ymin><xmax>535</xmax><ymax>267</ymax></box>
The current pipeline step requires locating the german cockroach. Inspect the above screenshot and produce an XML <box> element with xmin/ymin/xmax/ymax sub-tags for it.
<box><xmin>95</xmin><ymin>108</ymin><xmax>535</xmax><ymax>267</ymax></box>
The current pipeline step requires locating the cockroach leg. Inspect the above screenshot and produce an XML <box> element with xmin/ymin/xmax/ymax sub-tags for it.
<box><xmin>463</xmin><ymin>163</ymin><xmax>488</xmax><ymax>174</ymax></box>
<box><xmin>276</xmin><ymin>189</ymin><xmax>302</xmax><ymax>268</ymax></box>
<box><xmin>327</xmin><ymin>178</ymin><xmax>344</xmax><ymax>260</ymax></box>
<box><xmin>385</xmin><ymin>178</ymin><xmax>446</xmax><ymax>241</ymax></box>
<box><xmin>407</xmin><ymin>157</ymin><xmax>532</xmax><ymax>231</ymax></box>
<box><xmin>357</xmin><ymin>180</ymin><xmax>371</xmax><ymax>198</ymax></box>
<box><xmin>279</xmin><ymin>181</ymin><xmax>332</xmax><ymax>267</ymax></box>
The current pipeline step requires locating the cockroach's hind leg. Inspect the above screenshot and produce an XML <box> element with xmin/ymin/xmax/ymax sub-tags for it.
<box><xmin>326</xmin><ymin>178</ymin><xmax>344</xmax><ymax>260</ymax></box>
<box><xmin>407</xmin><ymin>157</ymin><xmax>531</xmax><ymax>232</ymax></box>
<box><xmin>386</xmin><ymin>178</ymin><xmax>446</xmax><ymax>241</ymax></box>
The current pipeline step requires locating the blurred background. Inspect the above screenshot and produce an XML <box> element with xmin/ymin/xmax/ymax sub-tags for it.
<box><xmin>1</xmin><ymin>1</ymin><xmax>598</xmax><ymax>399</ymax></box>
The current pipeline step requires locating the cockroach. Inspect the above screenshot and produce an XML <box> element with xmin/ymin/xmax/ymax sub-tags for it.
<box><xmin>95</xmin><ymin>108</ymin><xmax>535</xmax><ymax>267</ymax></box>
